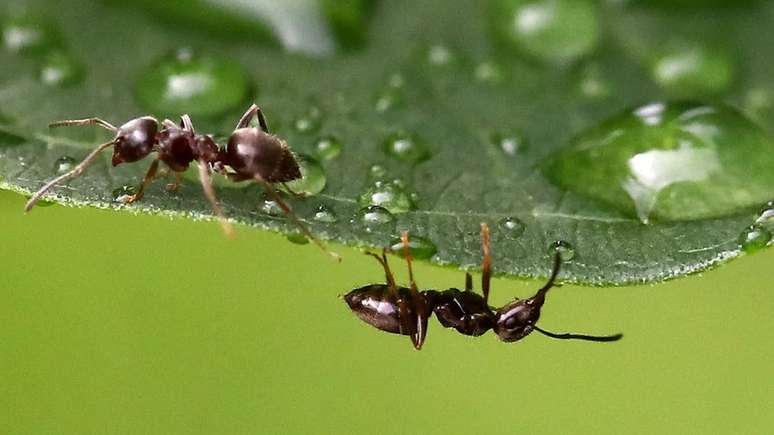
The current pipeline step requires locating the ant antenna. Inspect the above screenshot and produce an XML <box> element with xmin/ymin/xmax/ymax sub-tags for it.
<box><xmin>534</xmin><ymin>251</ymin><xmax>562</xmax><ymax>305</ymax></box>
<box><xmin>481</xmin><ymin>223</ymin><xmax>492</xmax><ymax>304</ymax></box>
<box><xmin>236</xmin><ymin>104</ymin><xmax>269</xmax><ymax>132</ymax></box>
<box><xmin>25</xmin><ymin>140</ymin><xmax>115</xmax><ymax>211</ymax></box>
<box><xmin>252</xmin><ymin>173</ymin><xmax>340</xmax><ymax>261</ymax></box>
<box><xmin>534</xmin><ymin>326</ymin><xmax>623</xmax><ymax>343</ymax></box>
<box><xmin>465</xmin><ymin>272</ymin><xmax>473</xmax><ymax>292</ymax></box>
<box><xmin>401</xmin><ymin>231</ymin><xmax>418</xmax><ymax>292</ymax></box>
<box><xmin>180</xmin><ymin>114</ymin><xmax>195</xmax><ymax>133</ymax></box>
<box><xmin>197</xmin><ymin>162</ymin><xmax>235</xmax><ymax>239</ymax></box>
<box><xmin>364</xmin><ymin>248</ymin><xmax>396</xmax><ymax>288</ymax></box>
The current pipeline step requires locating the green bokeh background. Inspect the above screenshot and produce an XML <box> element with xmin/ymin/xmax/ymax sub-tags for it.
<box><xmin>1</xmin><ymin>190</ymin><xmax>772</xmax><ymax>434</ymax></box>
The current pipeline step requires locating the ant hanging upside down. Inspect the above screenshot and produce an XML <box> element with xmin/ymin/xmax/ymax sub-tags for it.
<box><xmin>345</xmin><ymin>223</ymin><xmax>623</xmax><ymax>349</ymax></box>
<box><xmin>24</xmin><ymin>104</ymin><xmax>339</xmax><ymax>260</ymax></box>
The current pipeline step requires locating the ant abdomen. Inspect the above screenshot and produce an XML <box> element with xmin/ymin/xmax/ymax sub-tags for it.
<box><xmin>345</xmin><ymin>284</ymin><xmax>427</xmax><ymax>336</ymax></box>
<box><xmin>112</xmin><ymin>116</ymin><xmax>159</xmax><ymax>166</ymax></box>
<box><xmin>426</xmin><ymin>289</ymin><xmax>495</xmax><ymax>337</ymax></box>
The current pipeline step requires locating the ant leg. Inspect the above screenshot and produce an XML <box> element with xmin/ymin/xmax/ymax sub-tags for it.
<box><xmin>400</xmin><ymin>231</ymin><xmax>418</xmax><ymax>292</ymax></box>
<box><xmin>25</xmin><ymin>141</ymin><xmax>114</xmax><ymax>211</ymax></box>
<box><xmin>533</xmin><ymin>326</ymin><xmax>623</xmax><ymax>343</ymax></box>
<box><xmin>364</xmin><ymin>248</ymin><xmax>396</xmax><ymax>288</ymax></box>
<box><xmin>252</xmin><ymin>173</ymin><xmax>340</xmax><ymax>261</ymax></box>
<box><xmin>465</xmin><ymin>273</ymin><xmax>473</xmax><ymax>292</ymax></box>
<box><xmin>481</xmin><ymin>223</ymin><xmax>492</xmax><ymax>304</ymax></box>
<box><xmin>235</xmin><ymin>104</ymin><xmax>269</xmax><ymax>132</ymax></box>
<box><xmin>166</xmin><ymin>172</ymin><xmax>182</xmax><ymax>191</ymax></box>
<box><xmin>180</xmin><ymin>114</ymin><xmax>195</xmax><ymax>133</ymax></box>
<box><xmin>49</xmin><ymin>118</ymin><xmax>117</xmax><ymax>132</ymax></box>
<box><xmin>162</xmin><ymin>119</ymin><xmax>177</xmax><ymax>129</ymax></box>
<box><xmin>197</xmin><ymin>161</ymin><xmax>235</xmax><ymax>239</ymax></box>
<box><xmin>401</xmin><ymin>231</ymin><xmax>429</xmax><ymax>350</ymax></box>
<box><xmin>124</xmin><ymin>158</ymin><xmax>160</xmax><ymax>203</ymax></box>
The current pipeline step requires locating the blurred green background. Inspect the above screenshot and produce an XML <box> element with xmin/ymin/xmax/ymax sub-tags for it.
<box><xmin>2</xmin><ymin>189</ymin><xmax>773</xmax><ymax>434</ymax></box>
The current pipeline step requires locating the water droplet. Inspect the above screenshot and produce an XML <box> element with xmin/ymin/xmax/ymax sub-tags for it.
<box><xmin>499</xmin><ymin>217</ymin><xmax>526</xmax><ymax>240</ymax></box>
<box><xmin>738</xmin><ymin>224</ymin><xmax>771</xmax><ymax>254</ymax></box>
<box><xmin>543</xmin><ymin>102</ymin><xmax>774</xmax><ymax>223</ymax></box>
<box><xmin>293</xmin><ymin>106</ymin><xmax>323</xmax><ymax>134</ymax></box>
<box><xmin>578</xmin><ymin>63</ymin><xmax>610</xmax><ymax>99</ymax></box>
<box><xmin>286</xmin><ymin>232</ymin><xmax>309</xmax><ymax>245</ymax></box>
<box><xmin>548</xmin><ymin>240</ymin><xmax>575</xmax><ymax>261</ymax></box>
<box><xmin>135</xmin><ymin>49</ymin><xmax>249</xmax><ymax>118</ymax></box>
<box><xmin>1</xmin><ymin>15</ymin><xmax>56</xmax><ymax>55</ymax></box>
<box><xmin>383</xmin><ymin>131</ymin><xmax>430</xmax><ymax>163</ymax></box>
<box><xmin>358</xmin><ymin>180</ymin><xmax>415</xmax><ymax>214</ymax></box>
<box><xmin>375</xmin><ymin>88</ymin><xmax>403</xmax><ymax>113</ymax></box>
<box><xmin>39</xmin><ymin>50</ymin><xmax>83</xmax><ymax>87</ymax></box>
<box><xmin>314</xmin><ymin>135</ymin><xmax>342</xmax><ymax>160</ymax></box>
<box><xmin>259</xmin><ymin>199</ymin><xmax>283</xmax><ymax>216</ymax></box>
<box><xmin>475</xmin><ymin>61</ymin><xmax>505</xmax><ymax>83</ymax></box>
<box><xmin>53</xmin><ymin>156</ymin><xmax>76</xmax><ymax>174</ymax></box>
<box><xmin>389</xmin><ymin>235</ymin><xmax>438</xmax><ymax>260</ymax></box>
<box><xmin>493</xmin><ymin>0</ymin><xmax>600</xmax><ymax>64</ymax></box>
<box><xmin>356</xmin><ymin>205</ymin><xmax>395</xmax><ymax>232</ymax></box>
<box><xmin>112</xmin><ymin>185</ymin><xmax>136</xmax><ymax>203</ymax></box>
<box><xmin>312</xmin><ymin>204</ymin><xmax>337</xmax><ymax>223</ymax></box>
<box><xmin>650</xmin><ymin>42</ymin><xmax>733</xmax><ymax>96</ymax></box>
<box><xmin>282</xmin><ymin>154</ymin><xmax>326</xmax><ymax>196</ymax></box>
<box><xmin>490</xmin><ymin>131</ymin><xmax>527</xmax><ymax>156</ymax></box>
<box><xmin>427</xmin><ymin>44</ymin><xmax>454</xmax><ymax>65</ymax></box>
<box><xmin>756</xmin><ymin>200</ymin><xmax>774</xmax><ymax>227</ymax></box>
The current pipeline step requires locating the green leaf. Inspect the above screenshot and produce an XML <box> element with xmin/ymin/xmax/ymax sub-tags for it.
<box><xmin>1</xmin><ymin>0</ymin><xmax>773</xmax><ymax>284</ymax></box>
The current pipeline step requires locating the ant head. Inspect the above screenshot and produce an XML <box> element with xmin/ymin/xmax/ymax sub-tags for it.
<box><xmin>112</xmin><ymin>116</ymin><xmax>158</xmax><ymax>166</ymax></box>
<box><xmin>493</xmin><ymin>298</ymin><xmax>544</xmax><ymax>342</ymax></box>
<box><xmin>224</xmin><ymin>128</ymin><xmax>301</xmax><ymax>182</ymax></box>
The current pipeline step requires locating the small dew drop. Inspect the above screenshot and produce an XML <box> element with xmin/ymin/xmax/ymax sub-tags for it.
<box><xmin>112</xmin><ymin>185</ymin><xmax>137</xmax><ymax>203</ymax></box>
<box><xmin>294</xmin><ymin>106</ymin><xmax>323</xmax><ymax>134</ymax></box>
<box><xmin>389</xmin><ymin>235</ymin><xmax>438</xmax><ymax>260</ymax></box>
<box><xmin>135</xmin><ymin>49</ymin><xmax>249</xmax><ymax>118</ymax></box>
<box><xmin>314</xmin><ymin>135</ymin><xmax>342</xmax><ymax>160</ymax></box>
<box><xmin>427</xmin><ymin>44</ymin><xmax>454</xmax><ymax>65</ymax></box>
<box><xmin>383</xmin><ymin>131</ymin><xmax>430</xmax><ymax>164</ymax></box>
<box><xmin>282</xmin><ymin>154</ymin><xmax>326</xmax><ymax>196</ymax></box>
<box><xmin>548</xmin><ymin>240</ymin><xmax>575</xmax><ymax>261</ymax></box>
<box><xmin>491</xmin><ymin>131</ymin><xmax>527</xmax><ymax>156</ymax></box>
<box><xmin>369</xmin><ymin>164</ymin><xmax>388</xmax><ymax>180</ymax></box>
<box><xmin>312</xmin><ymin>204</ymin><xmax>338</xmax><ymax>223</ymax></box>
<box><xmin>356</xmin><ymin>205</ymin><xmax>396</xmax><ymax>232</ymax></box>
<box><xmin>53</xmin><ymin>156</ymin><xmax>76</xmax><ymax>174</ymax></box>
<box><xmin>498</xmin><ymin>216</ymin><xmax>526</xmax><ymax>240</ymax></box>
<box><xmin>650</xmin><ymin>43</ymin><xmax>733</xmax><ymax>96</ymax></box>
<box><xmin>475</xmin><ymin>61</ymin><xmax>505</xmax><ymax>84</ymax></box>
<box><xmin>578</xmin><ymin>64</ymin><xmax>610</xmax><ymax>99</ymax></box>
<box><xmin>286</xmin><ymin>232</ymin><xmax>309</xmax><ymax>245</ymax></box>
<box><xmin>39</xmin><ymin>50</ymin><xmax>83</xmax><ymax>87</ymax></box>
<box><xmin>358</xmin><ymin>180</ymin><xmax>415</xmax><ymax>214</ymax></box>
<box><xmin>738</xmin><ymin>224</ymin><xmax>771</xmax><ymax>254</ymax></box>
<box><xmin>1</xmin><ymin>15</ymin><xmax>55</xmax><ymax>55</ymax></box>
<box><xmin>259</xmin><ymin>199</ymin><xmax>283</xmax><ymax>216</ymax></box>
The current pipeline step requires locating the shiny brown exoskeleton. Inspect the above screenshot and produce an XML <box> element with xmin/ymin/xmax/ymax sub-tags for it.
<box><xmin>345</xmin><ymin>224</ymin><xmax>623</xmax><ymax>349</ymax></box>
<box><xmin>25</xmin><ymin>104</ymin><xmax>338</xmax><ymax>259</ymax></box>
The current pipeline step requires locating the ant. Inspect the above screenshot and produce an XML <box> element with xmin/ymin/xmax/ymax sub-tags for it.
<box><xmin>24</xmin><ymin>104</ymin><xmax>339</xmax><ymax>259</ymax></box>
<box><xmin>344</xmin><ymin>223</ymin><xmax>623</xmax><ymax>349</ymax></box>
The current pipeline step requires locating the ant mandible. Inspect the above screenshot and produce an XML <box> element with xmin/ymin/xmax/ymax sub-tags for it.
<box><xmin>344</xmin><ymin>223</ymin><xmax>623</xmax><ymax>349</ymax></box>
<box><xmin>24</xmin><ymin>104</ymin><xmax>339</xmax><ymax>260</ymax></box>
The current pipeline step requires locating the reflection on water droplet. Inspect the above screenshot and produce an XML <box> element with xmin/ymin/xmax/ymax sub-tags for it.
<box><xmin>286</xmin><ymin>232</ymin><xmax>309</xmax><ymax>245</ymax></box>
<box><xmin>651</xmin><ymin>42</ymin><xmax>733</xmax><ymax>96</ymax></box>
<box><xmin>358</xmin><ymin>180</ymin><xmax>415</xmax><ymax>214</ymax></box>
<box><xmin>294</xmin><ymin>106</ymin><xmax>323</xmax><ymax>134</ymax></box>
<box><xmin>389</xmin><ymin>235</ymin><xmax>438</xmax><ymax>260</ymax></box>
<box><xmin>112</xmin><ymin>185</ymin><xmax>136</xmax><ymax>203</ymax></box>
<box><xmin>543</xmin><ymin>102</ymin><xmax>774</xmax><ymax>222</ymax></box>
<box><xmin>369</xmin><ymin>164</ymin><xmax>387</xmax><ymax>180</ymax></box>
<box><xmin>499</xmin><ymin>216</ymin><xmax>526</xmax><ymax>239</ymax></box>
<box><xmin>315</xmin><ymin>135</ymin><xmax>342</xmax><ymax>160</ymax></box>
<box><xmin>313</xmin><ymin>204</ymin><xmax>337</xmax><ymax>223</ymax></box>
<box><xmin>356</xmin><ymin>205</ymin><xmax>395</xmax><ymax>232</ymax></box>
<box><xmin>282</xmin><ymin>154</ymin><xmax>326</xmax><ymax>196</ymax></box>
<box><xmin>260</xmin><ymin>199</ymin><xmax>283</xmax><ymax>216</ymax></box>
<box><xmin>39</xmin><ymin>50</ymin><xmax>83</xmax><ymax>87</ymax></box>
<box><xmin>549</xmin><ymin>240</ymin><xmax>575</xmax><ymax>261</ymax></box>
<box><xmin>135</xmin><ymin>49</ymin><xmax>249</xmax><ymax>118</ymax></box>
<box><xmin>491</xmin><ymin>131</ymin><xmax>527</xmax><ymax>156</ymax></box>
<box><xmin>756</xmin><ymin>200</ymin><xmax>774</xmax><ymax>227</ymax></box>
<box><xmin>475</xmin><ymin>61</ymin><xmax>504</xmax><ymax>83</ymax></box>
<box><xmin>53</xmin><ymin>156</ymin><xmax>76</xmax><ymax>174</ymax></box>
<box><xmin>493</xmin><ymin>0</ymin><xmax>600</xmax><ymax>63</ymax></box>
<box><xmin>1</xmin><ymin>15</ymin><xmax>56</xmax><ymax>55</ymax></box>
<box><xmin>739</xmin><ymin>224</ymin><xmax>771</xmax><ymax>253</ymax></box>
<box><xmin>383</xmin><ymin>131</ymin><xmax>430</xmax><ymax>163</ymax></box>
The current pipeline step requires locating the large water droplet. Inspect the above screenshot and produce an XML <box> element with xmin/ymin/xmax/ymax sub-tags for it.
<box><xmin>650</xmin><ymin>42</ymin><xmax>733</xmax><ymax>96</ymax></box>
<box><xmin>356</xmin><ymin>205</ymin><xmax>395</xmax><ymax>232</ymax></box>
<box><xmin>282</xmin><ymin>154</ymin><xmax>326</xmax><ymax>196</ymax></box>
<box><xmin>135</xmin><ymin>49</ymin><xmax>249</xmax><ymax>118</ymax></box>
<box><xmin>312</xmin><ymin>204</ymin><xmax>338</xmax><ymax>223</ymax></box>
<box><xmin>314</xmin><ymin>135</ymin><xmax>342</xmax><ymax>160</ymax></box>
<box><xmin>543</xmin><ymin>102</ymin><xmax>774</xmax><ymax>223</ymax></box>
<box><xmin>112</xmin><ymin>185</ymin><xmax>137</xmax><ymax>203</ymax></box>
<box><xmin>389</xmin><ymin>235</ymin><xmax>438</xmax><ymax>260</ymax></box>
<box><xmin>738</xmin><ymin>224</ymin><xmax>771</xmax><ymax>254</ymax></box>
<box><xmin>358</xmin><ymin>180</ymin><xmax>415</xmax><ymax>214</ymax></box>
<box><xmin>492</xmin><ymin>0</ymin><xmax>600</xmax><ymax>64</ymax></box>
<box><xmin>548</xmin><ymin>240</ymin><xmax>575</xmax><ymax>261</ymax></box>
<box><xmin>1</xmin><ymin>15</ymin><xmax>56</xmax><ymax>55</ymax></box>
<box><xmin>383</xmin><ymin>131</ymin><xmax>430</xmax><ymax>163</ymax></box>
<box><xmin>39</xmin><ymin>50</ymin><xmax>83</xmax><ymax>87</ymax></box>
<box><xmin>499</xmin><ymin>216</ymin><xmax>526</xmax><ymax>240</ymax></box>
<box><xmin>53</xmin><ymin>156</ymin><xmax>76</xmax><ymax>174</ymax></box>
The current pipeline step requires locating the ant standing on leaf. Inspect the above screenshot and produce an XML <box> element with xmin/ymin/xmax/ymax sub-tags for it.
<box><xmin>24</xmin><ymin>104</ymin><xmax>339</xmax><ymax>260</ymax></box>
<box><xmin>344</xmin><ymin>223</ymin><xmax>623</xmax><ymax>349</ymax></box>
